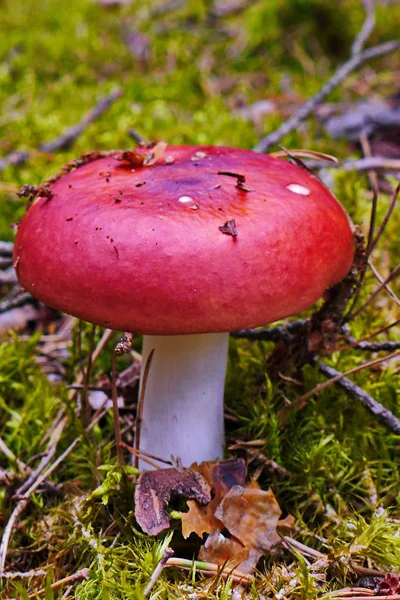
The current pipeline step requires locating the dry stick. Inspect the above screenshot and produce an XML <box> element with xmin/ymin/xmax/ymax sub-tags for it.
<box><xmin>340</xmin><ymin>157</ymin><xmax>400</xmax><ymax>171</ymax></box>
<box><xmin>351</xmin><ymin>564</ymin><xmax>386</xmax><ymax>577</ymax></box>
<box><xmin>282</xmin><ymin>535</ymin><xmax>325</xmax><ymax>560</ymax></box>
<box><xmin>27</xmin><ymin>568</ymin><xmax>90</xmax><ymax>599</ymax></box>
<box><xmin>348</xmin><ymin>263</ymin><xmax>400</xmax><ymax>320</ymax></box>
<box><xmin>232</xmin><ymin>319</ymin><xmax>307</xmax><ymax>342</ymax></box>
<box><xmin>287</xmin><ymin>157</ymin><xmax>400</xmax><ymax>172</ymax></box>
<box><xmin>81</xmin><ymin>325</ymin><xmax>96</xmax><ymax>429</ymax></box>
<box><xmin>111</xmin><ymin>332</ymin><xmax>134</xmax><ymax>465</ymax></box>
<box><xmin>41</xmin><ymin>331</ymin><xmax>112</xmax><ymax>445</ymax></box>
<box><xmin>334</xmin><ymin>320</ymin><xmax>400</xmax><ymax>353</ymax></box>
<box><xmin>127</xmin><ymin>128</ymin><xmax>146</xmax><ymax>145</ymax></box>
<box><xmin>134</xmin><ymin>348</ymin><xmax>155</xmax><ymax>470</ymax></box>
<box><xmin>0</xmin><ymin>291</ymin><xmax>35</xmax><ymax>313</ymax></box>
<box><xmin>111</xmin><ymin>352</ymin><xmax>124</xmax><ymax>466</ymax></box>
<box><xmin>67</xmin><ymin>327</ymin><xmax>113</xmax><ymax>407</ymax></box>
<box><xmin>0</xmin><ymin>330</ymin><xmax>114</xmax><ymax>577</ymax></box>
<box><xmin>120</xmin><ymin>442</ymin><xmax>162</xmax><ymax>470</ymax></box>
<box><xmin>318</xmin><ymin>361</ymin><xmax>400</xmax><ymax>434</ymax></box>
<box><xmin>234</xmin><ymin>320</ymin><xmax>400</xmax><ymax>352</ymax></box>
<box><xmin>90</xmin><ymin>328</ymin><xmax>114</xmax><ymax>364</ymax></box>
<box><xmin>279</xmin><ymin>350</ymin><xmax>400</xmax><ymax>424</ymax></box>
<box><xmin>165</xmin><ymin>557</ymin><xmax>251</xmax><ymax>586</ymax></box>
<box><xmin>254</xmin><ymin>39</ymin><xmax>400</xmax><ymax>153</ymax></box>
<box><xmin>0</xmin><ymin>436</ymin><xmax>80</xmax><ymax>577</ymax></box>
<box><xmin>345</xmin><ymin>133</ymin><xmax>379</xmax><ymax>318</ymax></box>
<box><xmin>353</xmin><ymin>340</ymin><xmax>400</xmax><ymax>351</ymax></box>
<box><xmin>0</xmin><ymin>88</ymin><xmax>122</xmax><ymax>172</ymax></box>
<box><xmin>329</xmin><ymin>590</ymin><xmax>400</xmax><ymax>600</ymax></box>
<box><xmin>61</xmin><ymin>584</ymin><xmax>74</xmax><ymax>599</ymax></box>
<box><xmin>360</xmin><ymin>132</ymin><xmax>379</xmax><ymax>255</ymax></box>
<box><xmin>0</xmin><ymin>241</ymin><xmax>13</xmax><ymax>256</ymax></box>
<box><xmin>350</xmin><ymin>0</ymin><xmax>375</xmax><ymax>56</ymax></box>
<box><xmin>369</xmin><ymin>261</ymin><xmax>400</xmax><ymax>308</ymax></box>
<box><xmin>330</xmin><ymin>589</ymin><xmax>375</xmax><ymax>598</ymax></box>
<box><xmin>370</xmin><ymin>183</ymin><xmax>399</xmax><ymax>252</ymax></box>
<box><xmin>143</xmin><ymin>547</ymin><xmax>174</xmax><ymax>597</ymax></box>
<box><xmin>16</xmin><ymin>415</ymin><xmax>68</xmax><ymax>496</ymax></box>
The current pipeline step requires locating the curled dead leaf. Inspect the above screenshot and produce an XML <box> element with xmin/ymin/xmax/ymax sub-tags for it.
<box><xmin>215</xmin><ymin>485</ymin><xmax>282</xmax><ymax>553</ymax></box>
<box><xmin>181</xmin><ymin>459</ymin><xmax>246</xmax><ymax>539</ymax></box>
<box><xmin>135</xmin><ymin>467</ymin><xmax>211</xmax><ymax>535</ymax></box>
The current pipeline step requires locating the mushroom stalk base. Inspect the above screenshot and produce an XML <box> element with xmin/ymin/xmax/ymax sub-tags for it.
<box><xmin>138</xmin><ymin>333</ymin><xmax>229</xmax><ymax>469</ymax></box>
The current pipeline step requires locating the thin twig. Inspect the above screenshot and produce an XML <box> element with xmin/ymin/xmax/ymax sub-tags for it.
<box><xmin>0</xmin><ymin>434</ymin><xmax>78</xmax><ymax>577</ymax></box>
<box><xmin>282</xmin><ymin>535</ymin><xmax>325</xmax><ymax>560</ymax></box>
<box><xmin>310</xmin><ymin>157</ymin><xmax>400</xmax><ymax>172</ymax></box>
<box><xmin>120</xmin><ymin>442</ymin><xmax>162</xmax><ymax>470</ymax></box>
<box><xmin>144</xmin><ymin>547</ymin><xmax>174</xmax><ymax>597</ymax></box>
<box><xmin>349</xmin><ymin>263</ymin><xmax>400</xmax><ymax>319</ymax></box>
<box><xmin>27</xmin><ymin>568</ymin><xmax>90</xmax><ymax>599</ymax></box>
<box><xmin>41</xmin><ymin>88</ymin><xmax>122</xmax><ymax>152</ymax></box>
<box><xmin>0</xmin><ymin>292</ymin><xmax>35</xmax><ymax>313</ymax></box>
<box><xmin>368</xmin><ymin>261</ymin><xmax>400</xmax><ymax>308</ymax></box>
<box><xmin>346</xmin><ymin>340</ymin><xmax>400</xmax><ymax>352</ymax></box>
<box><xmin>254</xmin><ymin>38</ymin><xmax>400</xmax><ymax>152</ymax></box>
<box><xmin>127</xmin><ymin>128</ymin><xmax>146</xmax><ymax>145</ymax></box>
<box><xmin>111</xmin><ymin>332</ymin><xmax>134</xmax><ymax>465</ymax></box>
<box><xmin>370</xmin><ymin>183</ymin><xmax>399</xmax><ymax>252</ymax></box>
<box><xmin>120</xmin><ymin>441</ymin><xmax>171</xmax><ymax>465</ymax></box>
<box><xmin>232</xmin><ymin>320</ymin><xmax>307</xmax><ymax>342</ymax></box>
<box><xmin>15</xmin><ymin>415</ymin><xmax>68</xmax><ymax>496</ymax></box>
<box><xmin>0</xmin><ymin>241</ymin><xmax>13</xmax><ymax>257</ymax></box>
<box><xmin>111</xmin><ymin>353</ymin><xmax>124</xmax><ymax>466</ymax></box>
<box><xmin>0</xmin><ymin>88</ymin><xmax>122</xmax><ymax>172</ymax></box>
<box><xmin>278</xmin><ymin>351</ymin><xmax>400</xmax><ymax>423</ymax></box>
<box><xmin>318</xmin><ymin>361</ymin><xmax>400</xmax><ymax>434</ymax></box>
<box><xmin>330</xmin><ymin>589</ymin><xmax>375</xmax><ymax>598</ymax></box>
<box><xmin>360</xmin><ymin>132</ymin><xmax>379</xmax><ymax>256</ymax></box>
<box><xmin>165</xmin><ymin>557</ymin><xmax>251</xmax><ymax>585</ymax></box>
<box><xmin>81</xmin><ymin>325</ymin><xmax>96</xmax><ymax>428</ymax></box>
<box><xmin>134</xmin><ymin>348</ymin><xmax>155</xmax><ymax>470</ymax></box>
<box><xmin>351</xmin><ymin>1</ymin><xmax>375</xmax><ymax>56</ymax></box>
<box><xmin>0</xmin><ymin>330</ymin><xmax>113</xmax><ymax>577</ymax></box>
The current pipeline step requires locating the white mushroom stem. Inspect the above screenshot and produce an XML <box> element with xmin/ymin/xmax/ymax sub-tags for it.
<box><xmin>138</xmin><ymin>333</ymin><xmax>229</xmax><ymax>469</ymax></box>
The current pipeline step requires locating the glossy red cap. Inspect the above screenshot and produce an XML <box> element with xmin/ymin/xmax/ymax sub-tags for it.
<box><xmin>14</xmin><ymin>145</ymin><xmax>354</xmax><ymax>334</ymax></box>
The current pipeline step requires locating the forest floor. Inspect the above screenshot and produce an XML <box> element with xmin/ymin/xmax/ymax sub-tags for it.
<box><xmin>0</xmin><ymin>0</ymin><xmax>400</xmax><ymax>598</ymax></box>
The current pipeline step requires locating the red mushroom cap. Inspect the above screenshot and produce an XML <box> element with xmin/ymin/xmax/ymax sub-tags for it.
<box><xmin>14</xmin><ymin>145</ymin><xmax>354</xmax><ymax>334</ymax></box>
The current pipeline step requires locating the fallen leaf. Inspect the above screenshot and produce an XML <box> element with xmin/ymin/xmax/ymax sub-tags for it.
<box><xmin>199</xmin><ymin>530</ymin><xmax>250</xmax><ymax>570</ymax></box>
<box><xmin>277</xmin><ymin>513</ymin><xmax>296</xmax><ymax>534</ymax></box>
<box><xmin>181</xmin><ymin>459</ymin><xmax>246</xmax><ymax>538</ymax></box>
<box><xmin>215</xmin><ymin>485</ymin><xmax>282</xmax><ymax>553</ymax></box>
<box><xmin>135</xmin><ymin>468</ymin><xmax>211</xmax><ymax>535</ymax></box>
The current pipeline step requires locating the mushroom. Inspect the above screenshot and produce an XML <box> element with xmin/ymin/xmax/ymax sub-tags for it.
<box><xmin>13</xmin><ymin>145</ymin><xmax>354</xmax><ymax>467</ymax></box>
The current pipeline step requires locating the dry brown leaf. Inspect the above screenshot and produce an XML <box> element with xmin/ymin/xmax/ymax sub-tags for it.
<box><xmin>277</xmin><ymin>513</ymin><xmax>296</xmax><ymax>534</ymax></box>
<box><xmin>199</xmin><ymin>530</ymin><xmax>250</xmax><ymax>570</ymax></box>
<box><xmin>181</xmin><ymin>459</ymin><xmax>246</xmax><ymax>539</ymax></box>
<box><xmin>135</xmin><ymin>468</ymin><xmax>211</xmax><ymax>535</ymax></box>
<box><xmin>215</xmin><ymin>486</ymin><xmax>282</xmax><ymax>553</ymax></box>
<box><xmin>182</xmin><ymin>460</ymin><xmax>282</xmax><ymax>574</ymax></box>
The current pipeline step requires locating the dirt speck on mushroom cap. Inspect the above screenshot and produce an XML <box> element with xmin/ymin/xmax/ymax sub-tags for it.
<box><xmin>14</xmin><ymin>145</ymin><xmax>354</xmax><ymax>334</ymax></box>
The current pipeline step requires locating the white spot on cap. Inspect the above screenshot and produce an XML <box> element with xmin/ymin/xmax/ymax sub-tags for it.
<box><xmin>287</xmin><ymin>183</ymin><xmax>310</xmax><ymax>196</ymax></box>
<box><xmin>178</xmin><ymin>196</ymin><xmax>193</xmax><ymax>203</ymax></box>
<box><xmin>191</xmin><ymin>151</ymin><xmax>207</xmax><ymax>161</ymax></box>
